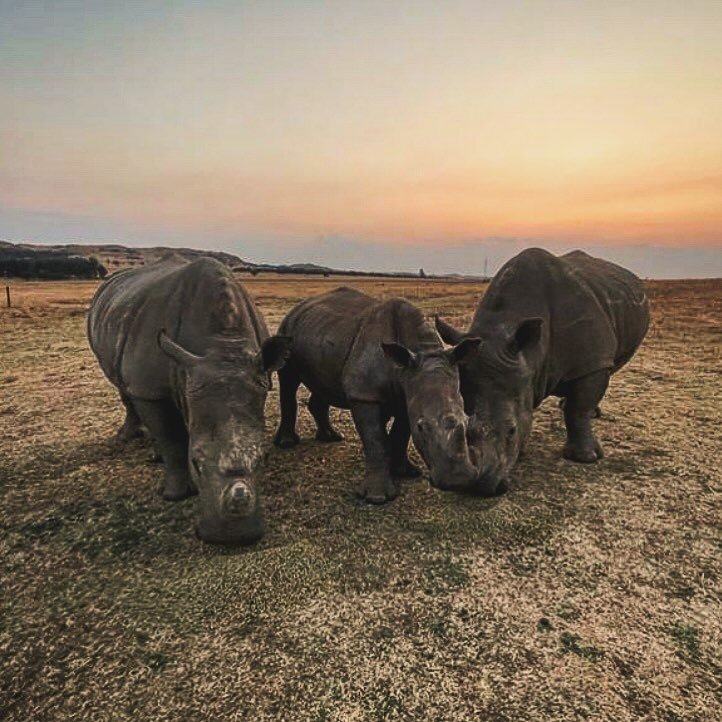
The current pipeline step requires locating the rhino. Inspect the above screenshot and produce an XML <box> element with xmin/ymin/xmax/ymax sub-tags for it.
<box><xmin>87</xmin><ymin>255</ymin><xmax>291</xmax><ymax>545</ymax></box>
<box><xmin>435</xmin><ymin>248</ymin><xmax>650</xmax><ymax>495</ymax></box>
<box><xmin>273</xmin><ymin>287</ymin><xmax>481</xmax><ymax>503</ymax></box>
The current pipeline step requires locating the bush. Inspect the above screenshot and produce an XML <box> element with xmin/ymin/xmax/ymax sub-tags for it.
<box><xmin>0</xmin><ymin>249</ymin><xmax>107</xmax><ymax>280</ymax></box>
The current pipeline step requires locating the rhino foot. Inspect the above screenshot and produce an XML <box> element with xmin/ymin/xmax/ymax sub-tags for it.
<box><xmin>391</xmin><ymin>460</ymin><xmax>423</xmax><ymax>479</ymax></box>
<box><xmin>315</xmin><ymin>428</ymin><xmax>344</xmax><ymax>443</ymax></box>
<box><xmin>159</xmin><ymin>472</ymin><xmax>198</xmax><ymax>501</ymax></box>
<box><xmin>563</xmin><ymin>439</ymin><xmax>604</xmax><ymax>464</ymax></box>
<box><xmin>356</xmin><ymin>475</ymin><xmax>399</xmax><ymax>504</ymax></box>
<box><xmin>115</xmin><ymin>424</ymin><xmax>144</xmax><ymax>445</ymax></box>
<box><xmin>274</xmin><ymin>430</ymin><xmax>300</xmax><ymax>449</ymax></box>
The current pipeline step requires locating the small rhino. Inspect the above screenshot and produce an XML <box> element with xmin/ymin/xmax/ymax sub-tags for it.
<box><xmin>435</xmin><ymin>248</ymin><xmax>650</xmax><ymax>495</ymax></box>
<box><xmin>88</xmin><ymin>255</ymin><xmax>291</xmax><ymax>545</ymax></box>
<box><xmin>273</xmin><ymin>287</ymin><xmax>481</xmax><ymax>503</ymax></box>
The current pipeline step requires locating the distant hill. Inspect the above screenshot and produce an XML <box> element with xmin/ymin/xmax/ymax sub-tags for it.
<box><xmin>0</xmin><ymin>240</ymin><xmax>244</xmax><ymax>272</ymax></box>
<box><xmin>0</xmin><ymin>241</ymin><xmax>110</xmax><ymax>280</ymax></box>
<box><xmin>0</xmin><ymin>240</ymin><xmax>488</xmax><ymax>280</ymax></box>
<box><xmin>238</xmin><ymin>260</ymin><xmax>488</xmax><ymax>280</ymax></box>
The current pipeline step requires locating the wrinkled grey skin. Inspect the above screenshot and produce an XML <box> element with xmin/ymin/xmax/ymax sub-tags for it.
<box><xmin>88</xmin><ymin>255</ymin><xmax>290</xmax><ymax>545</ymax></box>
<box><xmin>273</xmin><ymin>288</ymin><xmax>481</xmax><ymax>503</ymax></box>
<box><xmin>436</xmin><ymin>249</ymin><xmax>650</xmax><ymax>495</ymax></box>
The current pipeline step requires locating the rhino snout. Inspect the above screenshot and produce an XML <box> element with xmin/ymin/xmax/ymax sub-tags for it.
<box><xmin>195</xmin><ymin>512</ymin><xmax>265</xmax><ymax>546</ymax></box>
<box><xmin>425</xmin><ymin>417</ymin><xmax>478</xmax><ymax>490</ymax></box>
<box><xmin>194</xmin><ymin>478</ymin><xmax>264</xmax><ymax>545</ymax></box>
<box><xmin>429</xmin><ymin>464</ymin><xmax>477</xmax><ymax>492</ymax></box>
<box><xmin>431</xmin><ymin>439</ymin><xmax>509</xmax><ymax>496</ymax></box>
<box><xmin>473</xmin><ymin>471</ymin><xmax>508</xmax><ymax>497</ymax></box>
<box><xmin>428</xmin><ymin>452</ymin><xmax>478</xmax><ymax>492</ymax></box>
<box><xmin>223</xmin><ymin>480</ymin><xmax>256</xmax><ymax>516</ymax></box>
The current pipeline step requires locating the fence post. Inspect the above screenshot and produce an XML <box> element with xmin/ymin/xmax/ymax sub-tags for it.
<box><xmin>5</xmin><ymin>285</ymin><xmax>10</xmax><ymax>308</ymax></box>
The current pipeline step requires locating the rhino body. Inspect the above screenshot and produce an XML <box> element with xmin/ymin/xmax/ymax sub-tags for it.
<box><xmin>274</xmin><ymin>287</ymin><xmax>482</xmax><ymax>502</ymax></box>
<box><xmin>436</xmin><ymin>248</ymin><xmax>650</xmax><ymax>492</ymax></box>
<box><xmin>87</xmin><ymin>255</ymin><xmax>289</xmax><ymax>544</ymax></box>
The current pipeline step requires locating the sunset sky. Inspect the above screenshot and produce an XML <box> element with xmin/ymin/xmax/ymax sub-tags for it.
<box><xmin>1</xmin><ymin>1</ymin><xmax>721</xmax><ymax>277</ymax></box>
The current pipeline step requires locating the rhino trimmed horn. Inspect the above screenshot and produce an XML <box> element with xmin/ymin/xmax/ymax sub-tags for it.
<box><xmin>88</xmin><ymin>255</ymin><xmax>282</xmax><ymax>545</ymax></box>
<box><xmin>435</xmin><ymin>316</ymin><xmax>465</xmax><ymax>345</ymax></box>
<box><xmin>222</xmin><ymin>480</ymin><xmax>256</xmax><ymax>516</ymax></box>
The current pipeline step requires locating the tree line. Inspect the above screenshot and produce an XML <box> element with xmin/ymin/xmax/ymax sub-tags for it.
<box><xmin>0</xmin><ymin>249</ymin><xmax>108</xmax><ymax>280</ymax></box>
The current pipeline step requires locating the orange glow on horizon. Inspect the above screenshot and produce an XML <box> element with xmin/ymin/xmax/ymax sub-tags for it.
<box><xmin>1</xmin><ymin>2</ymin><xmax>721</xmax><ymax>252</ymax></box>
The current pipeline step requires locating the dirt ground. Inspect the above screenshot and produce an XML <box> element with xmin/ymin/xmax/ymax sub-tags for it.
<box><xmin>1</xmin><ymin>275</ymin><xmax>720</xmax><ymax>721</ymax></box>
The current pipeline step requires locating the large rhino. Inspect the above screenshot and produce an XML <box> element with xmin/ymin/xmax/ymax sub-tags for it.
<box><xmin>87</xmin><ymin>255</ymin><xmax>290</xmax><ymax>545</ymax></box>
<box><xmin>273</xmin><ymin>288</ymin><xmax>481</xmax><ymax>503</ymax></box>
<box><xmin>435</xmin><ymin>248</ymin><xmax>650</xmax><ymax>494</ymax></box>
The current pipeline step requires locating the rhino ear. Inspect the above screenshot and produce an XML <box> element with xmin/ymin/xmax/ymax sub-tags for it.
<box><xmin>260</xmin><ymin>335</ymin><xmax>292</xmax><ymax>372</ymax></box>
<box><xmin>448</xmin><ymin>336</ymin><xmax>482</xmax><ymax>364</ymax></box>
<box><xmin>382</xmin><ymin>342</ymin><xmax>418</xmax><ymax>369</ymax></box>
<box><xmin>435</xmin><ymin>316</ymin><xmax>465</xmax><ymax>345</ymax></box>
<box><xmin>509</xmin><ymin>318</ymin><xmax>543</xmax><ymax>355</ymax></box>
<box><xmin>157</xmin><ymin>330</ymin><xmax>202</xmax><ymax>366</ymax></box>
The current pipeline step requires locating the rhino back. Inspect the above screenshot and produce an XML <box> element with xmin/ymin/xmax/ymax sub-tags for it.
<box><xmin>88</xmin><ymin>256</ymin><xmax>266</xmax><ymax>400</ymax></box>
<box><xmin>560</xmin><ymin>251</ymin><xmax>649</xmax><ymax>371</ymax></box>
<box><xmin>474</xmin><ymin>248</ymin><xmax>648</xmax><ymax>396</ymax></box>
<box><xmin>279</xmin><ymin>287</ymin><xmax>375</xmax><ymax>404</ymax></box>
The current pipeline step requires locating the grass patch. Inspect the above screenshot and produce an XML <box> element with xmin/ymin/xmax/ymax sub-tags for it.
<box><xmin>6</xmin><ymin>496</ymin><xmax>194</xmax><ymax>561</ymax></box>
<box><xmin>362</xmin><ymin>682</ymin><xmax>405</xmax><ymax>721</ymax></box>
<box><xmin>138</xmin><ymin>649</ymin><xmax>173</xmax><ymax>672</ymax></box>
<box><xmin>422</xmin><ymin>553</ymin><xmax>470</xmax><ymax>596</ymax></box>
<box><xmin>559</xmin><ymin>632</ymin><xmax>605</xmax><ymax>662</ymax></box>
<box><xmin>2</xmin><ymin>277</ymin><xmax>721</xmax><ymax>721</ymax></box>
<box><xmin>668</xmin><ymin>622</ymin><xmax>701</xmax><ymax>664</ymax></box>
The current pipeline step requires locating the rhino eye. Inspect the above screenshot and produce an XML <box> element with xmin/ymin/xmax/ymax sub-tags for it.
<box><xmin>416</xmin><ymin>419</ymin><xmax>425</xmax><ymax>431</ymax></box>
<box><xmin>191</xmin><ymin>457</ymin><xmax>203</xmax><ymax>476</ymax></box>
<box><xmin>507</xmin><ymin>424</ymin><xmax>517</xmax><ymax>439</ymax></box>
<box><xmin>442</xmin><ymin>415</ymin><xmax>457</xmax><ymax>430</ymax></box>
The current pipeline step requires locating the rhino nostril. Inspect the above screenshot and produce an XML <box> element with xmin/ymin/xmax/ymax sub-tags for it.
<box><xmin>231</xmin><ymin>483</ymin><xmax>250</xmax><ymax>502</ymax></box>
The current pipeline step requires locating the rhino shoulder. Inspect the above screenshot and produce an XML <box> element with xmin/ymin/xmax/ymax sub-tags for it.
<box><xmin>282</xmin><ymin>287</ymin><xmax>373</xmax><ymax>330</ymax></box>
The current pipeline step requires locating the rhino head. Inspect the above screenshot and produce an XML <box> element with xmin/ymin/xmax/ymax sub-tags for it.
<box><xmin>434</xmin><ymin>315</ymin><xmax>544</xmax><ymax>496</ymax></box>
<box><xmin>159</xmin><ymin>331</ymin><xmax>291</xmax><ymax>545</ymax></box>
<box><xmin>381</xmin><ymin>338</ymin><xmax>482</xmax><ymax>490</ymax></box>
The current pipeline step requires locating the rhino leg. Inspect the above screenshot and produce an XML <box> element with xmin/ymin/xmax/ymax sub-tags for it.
<box><xmin>115</xmin><ymin>393</ymin><xmax>144</xmax><ymax>444</ymax></box>
<box><xmin>562</xmin><ymin>370</ymin><xmax>609</xmax><ymax>464</ymax></box>
<box><xmin>559</xmin><ymin>397</ymin><xmax>602</xmax><ymax>418</ymax></box>
<box><xmin>389</xmin><ymin>412</ymin><xmax>422</xmax><ymax>478</ymax></box>
<box><xmin>273</xmin><ymin>365</ymin><xmax>301</xmax><ymax>448</ymax></box>
<box><xmin>308</xmin><ymin>393</ymin><xmax>344</xmax><ymax>443</ymax></box>
<box><xmin>351</xmin><ymin>402</ymin><xmax>398</xmax><ymax>504</ymax></box>
<box><xmin>133</xmin><ymin>399</ymin><xmax>197</xmax><ymax>500</ymax></box>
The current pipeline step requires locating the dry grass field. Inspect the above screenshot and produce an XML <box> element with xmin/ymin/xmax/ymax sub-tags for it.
<box><xmin>1</xmin><ymin>275</ymin><xmax>720</xmax><ymax>721</ymax></box>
